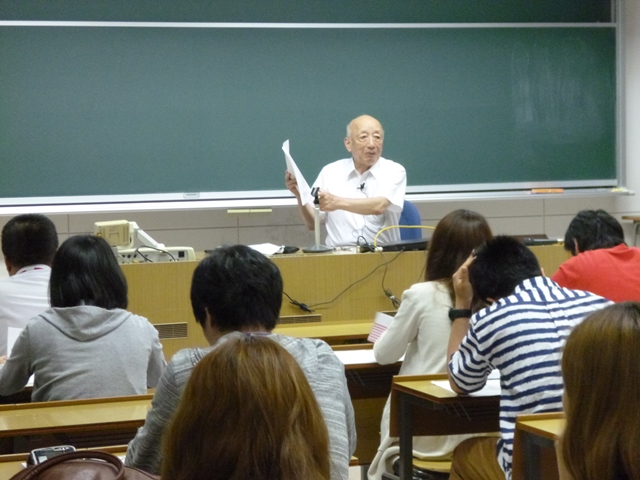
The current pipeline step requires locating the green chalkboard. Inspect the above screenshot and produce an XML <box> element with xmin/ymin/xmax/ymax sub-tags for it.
<box><xmin>0</xmin><ymin>19</ymin><xmax>617</xmax><ymax>203</ymax></box>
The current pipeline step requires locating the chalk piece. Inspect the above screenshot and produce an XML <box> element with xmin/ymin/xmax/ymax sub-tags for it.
<box><xmin>531</xmin><ymin>188</ymin><xmax>564</xmax><ymax>194</ymax></box>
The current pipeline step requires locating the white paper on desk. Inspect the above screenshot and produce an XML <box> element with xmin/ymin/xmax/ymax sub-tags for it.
<box><xmin>6</xmin><ymin>326</ymin><xmax>34</xmax><ymax>387</ymax></box>
<box><xmin>334</xmin><ymin>349</ymin><xmax>378</xmax><ymax>366</ymax></box>
<box><xmin>367</xmin><ymin>312</ymin><xmax>394</xmax><ymax>343</ymax></box>
<box><xmin>282</xmin><ymin>140</ymin><xmax>313</xmax><ymax>206</ymax></box>
<box><xmin>249</xmin><ymin>243</ymin><xmax>284</xmax><ymax>255</ymax></box>
<box><xmin>334</xmin><ymin>349</ymin><xmax>405</xmax><ymax>366</ymax></box>
<box><xmin>432</xmin><ymin>370</ymin><xmax>501</xmax><ymax>397</ymax></box>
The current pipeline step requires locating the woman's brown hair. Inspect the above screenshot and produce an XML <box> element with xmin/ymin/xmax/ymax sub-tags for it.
<box><xmin>425</xmin><ymin>209</ymin><xmax>492</xmax><ymax>300</ymax></box>
<box><xmin>161</xmin><ymin>333</ymin><xmax>331</xmax><ymax>480</ymax></box>
<box><xmin>561</xmin><ymin>302</ymin><xmax>640</xmax><ymax>480</ymax></box>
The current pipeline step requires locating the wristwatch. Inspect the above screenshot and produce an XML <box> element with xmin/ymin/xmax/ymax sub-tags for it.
<box><xmin>448</xmin><ymin>308</ymin><xmax>472</xmax><ymax>321</ymax></box>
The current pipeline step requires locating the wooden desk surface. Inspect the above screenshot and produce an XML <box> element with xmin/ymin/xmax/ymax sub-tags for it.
<box><xmin>391</xmin><ymin>374</ymin><xmax>500</xmax><ymax>479</ymax></box>
<box><xmin>390</xmin><ymin>374</ymin><xmax>500</xmax><ymax>438</ymax></box>
<box><xmin>516</xmin><ymin>413</ymin><xmax>565</xmax><ymax>440</ymax></box>
<box><xmin>0</xmin><ymin>396</ymin><xmax>151</xmax><ymax>437</ymax></box>
<box><xmin>393</xmin><ymin>375</ymin><xmax>462</xmax><ymax>402</ymax></box>
<box><xmin>330</xmin><ymin>343</ymin><xmax>401</xmax><ymax>465</ymax></box>
<box><xmin>512</xmin><ymin>412</ymin><xmax>564</xmax><ymax>480</ymax></box>
<box><xmin>122</xmin><ymin>246</ymin><xmax>569</xmax><ymax>359</ymax></box>
<box><xmin>275</xmin><ymin>319</ymin><xmax>373</xmax><ymax>342</ymax></box>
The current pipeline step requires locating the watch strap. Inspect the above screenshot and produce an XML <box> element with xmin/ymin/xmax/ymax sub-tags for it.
<box><xmin>448</xmin><ymin>308</ymin><xmax>472</xmax><ymax>321</ymax></box>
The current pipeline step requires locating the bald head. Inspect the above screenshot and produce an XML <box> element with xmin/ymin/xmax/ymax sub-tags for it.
<box><xmin>344</xmin><ymin>115</ymin><xmax>384</xmax><ymax>174</ymax></box>
<box><xmin>346</xmin><ymin>115</ymin><xmax>384</xmax><ymax>138</ymax></box>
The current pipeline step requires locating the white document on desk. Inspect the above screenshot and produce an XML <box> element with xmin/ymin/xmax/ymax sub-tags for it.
<box><xmin>7</xmin><ymin>326</ymin><xmax>35</xmax><ymax>387</ymax></box>
<box><xmin>282</xmin><ymin>140</ymin><xmax>313</xmax><ymax>206</ymax></box>
<box><xmin>333</xmin><ymin>349</ymin><xmax>404</xmax><ymax>366</ymax></box>
<box><xmin>432</xmin><ymin>370</ymin><xmax>501</xmax><ymax>397</ymax></box>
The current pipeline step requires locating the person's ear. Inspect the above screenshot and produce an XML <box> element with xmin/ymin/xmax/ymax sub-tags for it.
<box><xmin>205</xmin><ymin>308</ymin><xmax>215</xmax><ymax>327</ymax></box>
<box><xmin>202</xmin><ymin>308</ymin><xmax>221</xmax><ymax>345</ymax></box>
<box><xmin>573</xmin><ymin>238</ymin><xmax>581</xmax><ymax>255</ymax></box>
<box><xmin>4</xmin><ymin>258</ymin><xmax>17</xmax><ymax>276</ymax></box>
<box><xmin>344</xmin><ymin>136</ymin><xmax>352</xmax><ymax>153</ymax></box>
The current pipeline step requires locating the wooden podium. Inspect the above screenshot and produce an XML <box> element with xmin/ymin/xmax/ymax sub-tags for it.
<box><xmin>122</xmin><ymin>245</ymin><xmax>569</xmax><ymax>360</ymax></box>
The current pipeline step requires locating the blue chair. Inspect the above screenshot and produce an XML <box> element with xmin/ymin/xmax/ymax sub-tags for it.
<box><xmin>399</xmin><ymin>200</ymin><xmax>422</xmax><ymax>240</ymax></box>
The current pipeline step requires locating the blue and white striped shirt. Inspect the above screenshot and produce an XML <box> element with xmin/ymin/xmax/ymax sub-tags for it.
<box><xmin>449</xmin><ymin>276</ymin><xmax>610</xmax><ymax>479</ymax></box>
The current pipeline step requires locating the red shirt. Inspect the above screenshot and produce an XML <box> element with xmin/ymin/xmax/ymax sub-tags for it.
<box><xmin>551</xmin><ymin>244</ymin><xmax>640</xmax><ymax>302</ymax></box>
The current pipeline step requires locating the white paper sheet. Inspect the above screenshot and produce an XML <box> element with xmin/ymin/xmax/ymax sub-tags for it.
<box><xmin>333</xmin><ymin>349</ymin><xmax>404</xmax><ymax>366</ymax></box>
<box><xmin>7</xmin><ymin>326</ymin><xmax>22</xmax><ymax>358</ymax></box>
<box><xmin>432</xmin><ymin>370</ymin><xmax>501</xmax><ymax>397</ymax></box>
<box><xmin>6</xmin><ymin>326</ymin><xmax>34</xmax><ymax>387</ymax></box>
<box><xmin>248</xmin><ymin>243</ymin><xmax>284</xmax><ymax>255</ymax></box>
<box><xmin>282</xmin><ymin>140</ymin><xmax>313</xmax><ymax>206</ymax></box>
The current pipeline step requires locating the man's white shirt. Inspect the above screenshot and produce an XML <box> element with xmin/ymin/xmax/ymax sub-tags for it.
<box><xmin>311</xmin><ymin>157</ymin><xmax>406</xmax><ymax>247</ymax></box>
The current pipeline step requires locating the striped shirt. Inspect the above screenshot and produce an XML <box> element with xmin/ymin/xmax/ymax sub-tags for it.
<box><xmin>449</xmin><ymin>276</ymin><xmax>610</xmax><ymax>479</ymax></box>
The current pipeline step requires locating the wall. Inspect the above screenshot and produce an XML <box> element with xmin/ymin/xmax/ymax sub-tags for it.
<box><xmin>0</xmin><ymin>0</ymin><xmax>638</xmax><ymax>275</ymax></box>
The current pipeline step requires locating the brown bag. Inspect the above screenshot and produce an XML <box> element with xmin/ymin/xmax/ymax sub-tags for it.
<box><xmin>9</xmin><ymin>450</ymin><xmax>160</xmax><ymax>480</ymax></box>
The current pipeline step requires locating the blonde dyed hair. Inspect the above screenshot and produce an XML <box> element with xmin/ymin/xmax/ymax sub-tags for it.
<box><xmin>561</xmin><ymin>302</ymin><xmax>640</xmax><ymax>480</ymax></box>
<box><xmin>161</xmin><ymin>333</ymin><xmax>331</xmax><ymax>480</ymax></box>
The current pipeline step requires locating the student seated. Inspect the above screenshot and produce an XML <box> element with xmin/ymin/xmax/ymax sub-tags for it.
<box><xmin>446</xmin><ymin>236</ymin><xmax>611</xmax><ymax>480</ymax></box>
<box><xmin>552</xmin><ymin>209</ymin><xmax>640</xmax><ymax>301</ymax></box>
<box><xmin>0</xmin><ymin>235</ymin><xmax>165</xmax><ymax>401</ymax></box>
<box><xmin>126</xmin><ymin>245</ymin><xmax>356</xmax><ymax>480</ymax></box>
<box><xmin>368</xmin><ymin>209</ymin><xmax>492</xmax><ymax>480</ymax></box>
<box><xmin>162</xmin><ymin>332</ymin><xmax>331</xmax><ymax>480</ymax></box>
<box><xmin>557</xmin><ymin>302</ymin><xmax>640</xmax><ymax>480</ymax></box>
<box><xmin>0</xmin><ymin>214</ymin><xmax>58</xmax><ymax>356</ymax></box>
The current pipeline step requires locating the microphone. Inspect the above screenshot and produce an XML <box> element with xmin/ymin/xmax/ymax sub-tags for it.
<box><xmin>357</xmin><ymin>183</ymin><xmax>365</xmax><ymax>191</ymax></box>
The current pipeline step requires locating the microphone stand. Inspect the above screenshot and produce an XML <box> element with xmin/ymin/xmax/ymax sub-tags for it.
<box><xmin>302</xmin><ymin>188</ymin><xmax>332</xmax><ymax>253</ymax></box>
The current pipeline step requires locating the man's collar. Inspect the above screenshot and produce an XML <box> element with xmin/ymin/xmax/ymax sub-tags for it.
<box><xmin>345</xmin><ymin>157</ymin><xmax>382</xmax><ymax>178</ymax></box>
<box><xmin>514</xmin><ymin>275</ymin><xmax>556</xmax><ymax>293</ymax></box>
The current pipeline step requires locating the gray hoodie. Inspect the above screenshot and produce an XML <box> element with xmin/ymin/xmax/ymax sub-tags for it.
<box><xmin>0</xmin><ymin>305</ymin><xmax>165</xmax><ymax>401</ymax></box>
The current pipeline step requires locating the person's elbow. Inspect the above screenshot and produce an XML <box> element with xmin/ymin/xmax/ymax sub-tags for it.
<box><xmin>373</xmin><ymin>346</ymin><xmax>399</xmax><ymax>366</ymax></box>
<box><xmin>448</xmin><ymin>378</ymin><xmax>466</xmax><ymax>395</ymax></box>
<box><xmin>447</xmin><ymin>367</ymin><xmax>466</xmax><ymax>395</ymax></box>
<box><xmin>371</xmin><ymin>198</ymin><xmax>391</xmax><ymax>215</ymax></box>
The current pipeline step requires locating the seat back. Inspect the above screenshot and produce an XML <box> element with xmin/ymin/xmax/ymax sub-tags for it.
<box><xmin>399</xmin><ymin>200</ymin><xmax>422</xmax><ymax>240</ymax></box>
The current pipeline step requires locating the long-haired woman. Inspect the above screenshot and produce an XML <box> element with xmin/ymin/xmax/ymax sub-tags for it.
<box><xmin>558</xmin><ymin>302</ymin><xmax>640</xmax><ymax>480</ymax></box>
<box><xmin>368</xmin><ymin>209</ymin><xmax>492</xmax><ymax>479</ymax></box>
<box><xmin>162</xmin><ymin>333</ymin><xmax>331</xmax><ymax>480</ymax></box>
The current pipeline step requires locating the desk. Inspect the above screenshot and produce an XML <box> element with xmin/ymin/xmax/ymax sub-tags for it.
<box><xmin>276</xmin><ymin>319</ymin><xmax>373</xmax><ymax>344</ymax></box>
<box><xmin>0</xmin><ymin>395</ymin><xmax>151</xmax><ymax>454</ymax></box>
<box><xmin>333</xmin><ymin>344</ymin><xmax>401</xmax><ymax>466</ymax></box>
<box><xmin>389</xmin><ymin>374</ymin><xmax>500</xmax><ymax>480</ymax></box>
<box><xmin>512</xmin><ymin>413</ymin><xmax>564</xmax><ymax>480</ymax></box>
<box><xmin>122</xmin><ymin>246</ymin><xmax>569</xmax><ymax>359</ymax></box>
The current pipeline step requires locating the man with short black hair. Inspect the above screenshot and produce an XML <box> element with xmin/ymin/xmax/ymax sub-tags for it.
<box><xmin>0</xmin><ymin>214</ymin><xmax>58</xmax><ymax>356</ymax></box>
<box><xmin>551</xmin><ymin>209</ymin><xmax>640</xmax><ymax>301</ymax></box>
<box><xmin>126</xmin><ymin>245</ymin><xmax>356</xmax><ymax>480</ymax></box>
<box><xmin>446</xmin><ymin>236</ymin><xmax>610</xmax><ymax>480</ymax></box>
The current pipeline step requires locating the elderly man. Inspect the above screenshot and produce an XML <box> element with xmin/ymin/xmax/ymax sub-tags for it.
<box><xmin>286</xmin><ymin>115</ymin><xmax>406</xmax><ymax>247</ymax></box>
